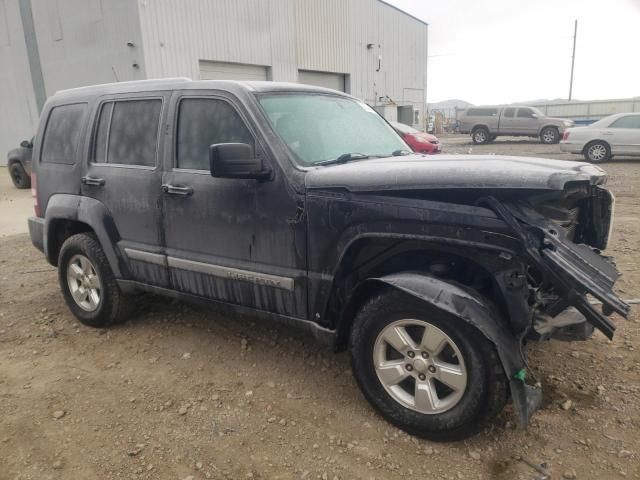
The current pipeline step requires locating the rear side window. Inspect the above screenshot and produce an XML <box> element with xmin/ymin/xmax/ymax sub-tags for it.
<box><xmin>466</xmin><ymin>108</ymin><xmax>497</xmax><ymax>117</ymax></box>
<box><xmin>503</xmin><ymin>107</ymin><xmax>515</xmax><ymax>118</ymax></box>
<box><xmin>93</xmin><ymin>99</ymin><xmax>162</xmax><ymax>166</ymax></box>
<box><xmin>41</xmin><ymin>103</ymin><xmax>87</xmax><ymax>164</ymax></box>
<box><xmin>610</xmin><ymin>115</ymin><xmax>640</xmax><ymax>129</ymax></box>
<box><xmin>176</xmin><ymin>98</ymin><xmax>253</xmax><ymax>170</ymax></box>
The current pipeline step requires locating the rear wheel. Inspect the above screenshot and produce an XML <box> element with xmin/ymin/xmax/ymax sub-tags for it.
<box><xmin>471</xmin><ymin>127</ymin><xmax>490</xmax><ymax>145</ymax></box>
<box><xmin>584</xmin><ymin>141</ymin><xmax>610</xmax><ymax>163</ymax></box>
<box><xmin>540</xmin><ymin>127</ymin><xmax>560</xmax><ymax>144</ymax></box>
<box><xmin>58</xmin><ymin>233</ymin><xmax>134</xmax><ymax>328</ymax></box>
<box><xmin>349</xmin><ymin>289</ymin><xmax>508</xmax><ymax>441</ymax></box>
<box><xmin>9</xmin><ymin>162</ymin><xmax>30</xmax><ymax>189</ymax></box>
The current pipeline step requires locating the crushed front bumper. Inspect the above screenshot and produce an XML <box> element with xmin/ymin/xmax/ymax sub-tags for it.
<box><xmin>487</xmin><ymin>197</ymin><xmax>630</xmax><ymax>339</ymax></box>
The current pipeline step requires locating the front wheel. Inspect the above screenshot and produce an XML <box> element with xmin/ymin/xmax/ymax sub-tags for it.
<box><xmin>540</xmin><ymin>127</ymin><xmax>560</xmax><ymax>144</ymax></box>
<box><xmin>58</xmin><ymin>233</ymin><xmax>134</xmax><ymax>328</ymax></box>
<box><xmin>471</xmin><ymin>127</ymin><xmax>490</xmax><ymax>145</ymax></box>
<box><xmin>349</xmin><ymin>290</ymin><xmax>507</xmax><ymax>441</ymax></box>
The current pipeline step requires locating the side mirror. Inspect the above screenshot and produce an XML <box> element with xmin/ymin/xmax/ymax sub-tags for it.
<box><xmin>20</xmin><ymin>140</ymin><xmax>32</xmax><ymax>148</ymax></box>
<box><xmin>531</xmin><ymin>113</ymin><xmax>539</xmax><ymax>119</ymax></box>
<box><xmin>209</xmin><ymin>143</ymin><xmax>270</xmax><ymax>180</ymax></box>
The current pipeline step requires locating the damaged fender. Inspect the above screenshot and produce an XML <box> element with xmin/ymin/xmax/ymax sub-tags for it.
<box><xmin>366</xmin><ymin>271</ymin><xmax>541</xmax><ymax>426</ymax></box>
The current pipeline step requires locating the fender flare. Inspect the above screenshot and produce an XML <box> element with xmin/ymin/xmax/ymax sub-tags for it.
<box><xmin>7</xmin><ymin>156</ymin><xmax>22</xmax><ymax>167</ymax></box>
<box><xmin>538</xmin><ymin>124</ymin><xmax>560</xmax><ymax>136</ymax></box>
<box><xmin>471</xmin><ymin>124</ymin><xmax>491</xmax><ymax>134</ymax></box>
<box><xmin>44</xmin><ymin>194</ymin><xmax>126</xmax><ymax>278</ymax></box>
<box><xmin>360</xmin><ymin>271</ymin><xmax>541</xmax><ymax>426</ymax></box>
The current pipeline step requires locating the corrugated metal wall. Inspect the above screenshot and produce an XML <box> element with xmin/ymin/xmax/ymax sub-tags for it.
<box><xmin>535</xmin><ymin>99</ymin><xmax>640</xmax><ymax>121</ymax></box>
<box><xmin>29</xmin><ymin>0</ymin><xmax>146</xmax><ymax>96</ymax></box>
<box><xmin>0</xmin><ymin>0</ymin><xmax>39</xmax><ymax>165</ymax></box>
<box><xmin>137</xmin><ymin>0</ymin><xmax>428</xmax><ymax>124</ymax></box>
<box><xmin>137</xmin><ymin>0</ymin><xmax>297</xmax><ymax>81</ymax></box>
<box><xmin>0</xmin><ymin>0</ymin><xmax>427</xmax><ymax>164</ymax></box>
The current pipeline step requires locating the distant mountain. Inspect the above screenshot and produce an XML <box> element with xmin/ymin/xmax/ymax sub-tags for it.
<box><xmin>427</xmin><ymin>99</ymin><xmax>472</xmax><ymax>113</ymax></box>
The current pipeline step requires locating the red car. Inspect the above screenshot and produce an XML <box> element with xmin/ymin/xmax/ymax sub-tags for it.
<box><xmin>390</xmin><ymin>121</ymin><xmax>441</xmax><ymax>154</ymax></box>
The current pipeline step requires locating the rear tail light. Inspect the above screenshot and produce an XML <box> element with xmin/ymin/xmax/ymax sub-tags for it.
<box><xmin>562</xmin><ymin>131</ymin><xmax>570</xmax><ymax>141</ymax></box>
<box><xmin>31</xmin><ymin>173</ymin><xmax>41</xmax><ymax>217</ymax></box>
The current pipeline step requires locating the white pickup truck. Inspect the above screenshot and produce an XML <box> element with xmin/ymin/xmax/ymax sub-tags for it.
<box><xmin>459</xmin><ymin>106</ymin><xmax>574</xmax><ymax>145</ymax></box>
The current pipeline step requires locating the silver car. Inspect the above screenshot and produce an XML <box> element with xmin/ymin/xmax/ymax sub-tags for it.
<box><xmin>560</xmin><ymin>113</ymin><xmax>640</xmax><ymax>163</ymax></box>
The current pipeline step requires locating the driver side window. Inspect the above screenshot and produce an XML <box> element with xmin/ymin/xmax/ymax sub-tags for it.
<box><xmin>176</xmin><ymin>98</ymin><xmax>253</xmax><ymax>170</ymax></box>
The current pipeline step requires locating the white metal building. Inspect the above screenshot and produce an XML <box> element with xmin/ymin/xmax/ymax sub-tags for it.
<box><xmin>1</xmin><ymin>0</ymin><xmax>428</xmax><ymax>165</ymax></box>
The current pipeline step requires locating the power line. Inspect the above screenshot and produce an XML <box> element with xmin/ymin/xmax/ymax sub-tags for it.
<box><xmin>569</xmin><ymin>19</ymin><xmax>578</xmax><ymax>100</ymax></box>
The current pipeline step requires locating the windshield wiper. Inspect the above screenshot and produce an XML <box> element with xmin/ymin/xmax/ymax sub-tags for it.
<box><xmin>312</xmin><ymin>152</ymin><xmax>370</xmax><ymax>167</ymax></box>
<box><xmin>392</xmin><ymin>149</ymin><xmax>412</xmax><ymax>156</ymax></box>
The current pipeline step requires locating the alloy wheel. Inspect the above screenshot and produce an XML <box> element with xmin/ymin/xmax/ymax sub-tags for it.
<box><xmin>588</xmin><ymin>144</ymin><xmax>607</xmax><ymax>162</ymax></box>
<box><xmin>542</xmin><ymin>129</ymin><xmax>557</xmax><ymax>143</ymax></box>
<box><xmin>373</xmin><ymin>319</ymin><xmax>467</xmax><ymax>414</ymax></box>
<box><xmin>66</xmin><ymin>254</ymin><xmax>102</xmax><ymax>312</ymax></box>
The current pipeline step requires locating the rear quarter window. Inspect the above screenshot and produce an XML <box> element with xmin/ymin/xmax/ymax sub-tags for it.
<box><xmin>465</xmin><ymin>108</ymin><xmax>498</xmax><ymax>117</ymax></box>
<box><xmin>40</xmin><ymin>103</ymin><xmax>87</xmax><ymax>164</ymax></box>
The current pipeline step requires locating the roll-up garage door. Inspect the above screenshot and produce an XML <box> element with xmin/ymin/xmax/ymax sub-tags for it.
<box><xmin>199</xmin><ymin>61</ymin><xmax>268</xmax><ymax>81</ymax></box>
<box><xmin>298</xmin><ymin>70</ymin><xmax>346</xmax><ymax>92</ymax></box>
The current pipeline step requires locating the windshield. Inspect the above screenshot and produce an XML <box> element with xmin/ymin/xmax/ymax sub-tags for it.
<box><xmin>259</xmin><ymin>94</ymin><xmax>408</xmax><ymax>166</ymax></box>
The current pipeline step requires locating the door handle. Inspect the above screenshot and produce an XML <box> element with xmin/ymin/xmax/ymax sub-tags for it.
<box><xmin>162</xmin><ymin>184</ymin><xmax>194</xmax><ymax>197</ymax></box>
<box><xmin>81</xmin><ymin>176</ymin><xmax>105</xmax><ymax>186</ymax></box>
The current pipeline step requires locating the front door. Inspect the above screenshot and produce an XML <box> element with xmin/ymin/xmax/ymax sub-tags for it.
<box><xmin>81</xmin><ymin>93</ymin><xmax>170</xmax><ymax>287</ymax></box>
<box><xmin>513</xmin><ymin>107</ymin><xmax>538</xmax><ymax>135</ymax></box>
<box><xmin>161</xmin><ymin>91</ymin><xmax>307</xmax><ymax>318</ymax></box>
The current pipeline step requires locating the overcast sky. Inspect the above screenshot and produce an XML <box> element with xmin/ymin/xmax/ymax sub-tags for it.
<box><xmin>386</xmin><ymin>0</ymin><xmax>640</xmax><ymax>105</ymax></box>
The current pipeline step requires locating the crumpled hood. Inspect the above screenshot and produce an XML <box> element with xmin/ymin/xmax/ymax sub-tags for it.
<box><xmin>305</xmin><ymin>154</ymin><xmax>606</xmax><ymax>192</ymax></box>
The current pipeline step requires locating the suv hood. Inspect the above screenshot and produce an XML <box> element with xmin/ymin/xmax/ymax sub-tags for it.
<box><xmin>305</xmin><ymin>154</ymin><xmax>605</xmax><ymax>192</ymax></box>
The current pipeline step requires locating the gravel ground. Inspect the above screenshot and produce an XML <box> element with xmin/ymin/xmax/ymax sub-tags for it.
<box><xmin>1</xmin><ymin>137</ymin><xmax>638</xmax><ymax>480</ymax></box>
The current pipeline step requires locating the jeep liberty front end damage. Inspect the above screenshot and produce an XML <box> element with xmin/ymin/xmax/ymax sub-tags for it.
<box><xmin>481</xmin><ymin>193</ymin><xmax>628</xmax><ymax>424</ymax></box>
<box><xmin>30</xmin><ymin>81</ymin><xmax>629</xmax><ymax>440</ymax></box>
<box><xmin>304</xmin><ymin>151</ymin><xmax>629</xmax><ymax>435</ymax></box>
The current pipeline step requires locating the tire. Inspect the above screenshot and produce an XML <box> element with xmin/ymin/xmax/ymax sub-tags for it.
<box><xmin>540</xmin><ymin>127</ymin><xmax>560</xmax><ymax>144</ymax></box>
<box><xmin>9</xmin><ymin>162</ymin><xmax>30</xmax><ymax>189</ymax></box>
<box><xmin>583</xmin><ymin>141</ymin><xmax>610</xmax><ymax>163</ymax></box>
<box><xmin>471</xmin><ymin>127</ymin><xmax>490</xmax><ymax>145</ymax></box>
<box><xmin>349</xmin><ymin>289</ymin><xmax>508</xmax><ymax>441</ymax></box>
<box><xmin>58</xmin><ymin>233</ymin><xmax>134</xmax><ymax>328</ymax></box>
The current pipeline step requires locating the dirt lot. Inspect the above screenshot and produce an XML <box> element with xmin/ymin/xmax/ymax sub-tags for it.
<box><xmin>1</xmin><ymin>139</ymin><xmax>639</xmax><ymax>480</ymax></box>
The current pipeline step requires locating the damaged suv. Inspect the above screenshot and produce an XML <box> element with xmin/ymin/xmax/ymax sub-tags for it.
<box><xmin>28</xmin><ymin>79</ymin><xmax>629</xmax><ymax>440</ymax></box>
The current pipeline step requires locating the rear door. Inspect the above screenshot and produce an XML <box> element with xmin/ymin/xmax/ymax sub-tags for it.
<box><xmin>82</xmin><ymin>93</ymin><xmax>169</xmax><ymax>287</ymax></box>
<box><xmin>499</xmin><ymin>107</ymin><xmax>517</xmax><ymax>134</ymax></box>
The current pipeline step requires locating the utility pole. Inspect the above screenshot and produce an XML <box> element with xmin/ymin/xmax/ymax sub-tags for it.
<box><xmin>568</xmin><ymin>19</ymin><xmax>578</xmax><ymax>101</ymax></box>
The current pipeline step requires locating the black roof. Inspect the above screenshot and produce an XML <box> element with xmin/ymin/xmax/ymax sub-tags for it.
<box><xmin>52</xmin><ymin>78</ymin><xmax>352</xmax><ymax>102</ymax></box>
